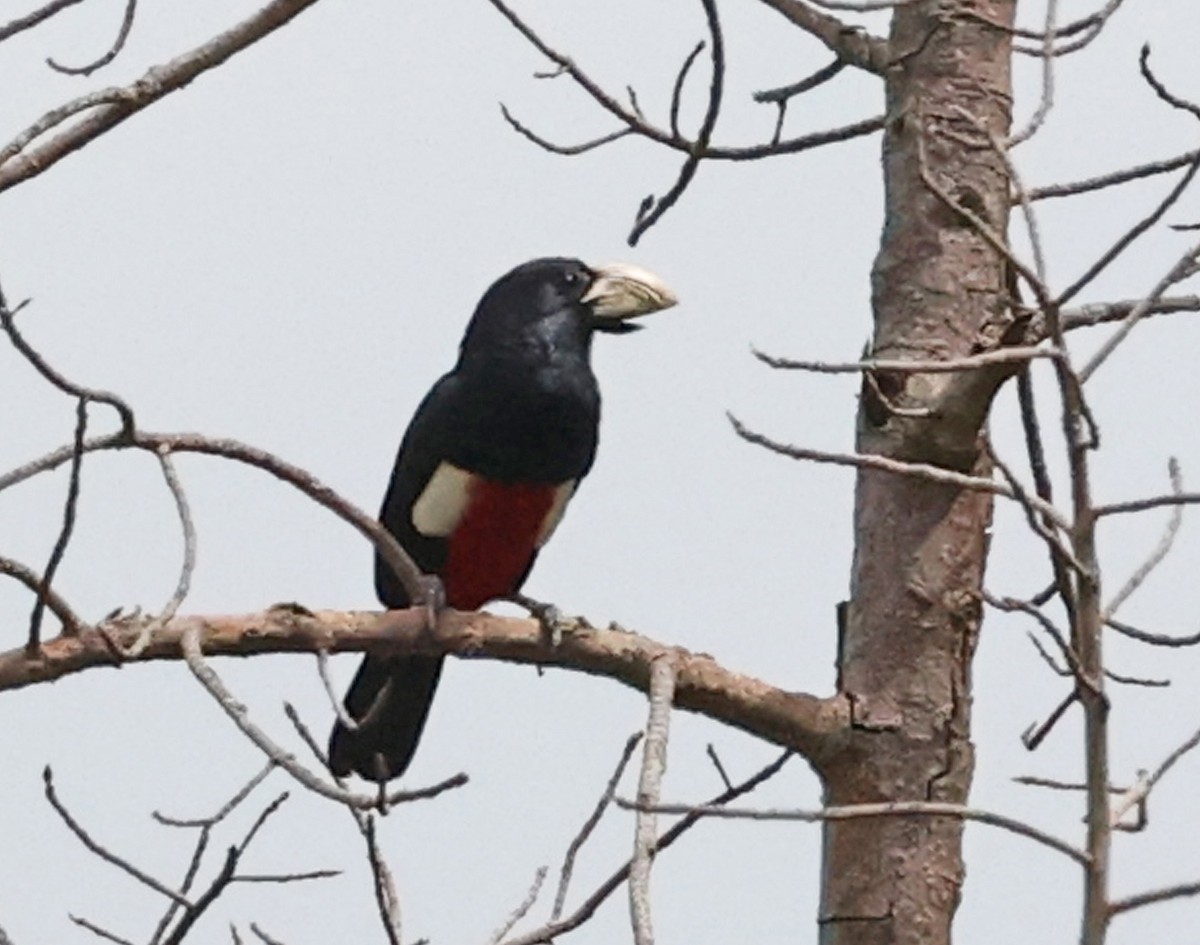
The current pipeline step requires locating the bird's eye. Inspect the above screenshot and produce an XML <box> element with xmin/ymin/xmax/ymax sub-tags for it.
<box><xmin>562</xmin><ymin>270</ymin><xmax>583</xmax><ymax>288</ymax></box>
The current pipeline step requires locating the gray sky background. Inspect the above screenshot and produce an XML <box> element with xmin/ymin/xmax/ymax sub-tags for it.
<box><xmin>3</xmin><ymin>1</ymin><xmax>1200</xmax><ymax>942</ymax></box>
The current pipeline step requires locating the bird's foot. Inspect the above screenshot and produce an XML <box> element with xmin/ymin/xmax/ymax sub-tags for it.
<box><xmin>414</xmin><ymin>574</ymin><xmax>447</xmax><ymax>634</ymax></box>
<box><xmin>508</xmin><ymin>592</ymin><xmax>590</xmax><ymax>647</ymax></box>
<box><xmin>268</xmin><ymin>601</ymin><xmax>315</xmax><ymax>617</ymax></box>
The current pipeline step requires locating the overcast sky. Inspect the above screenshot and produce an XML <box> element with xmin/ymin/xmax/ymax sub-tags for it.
<box><xmin>3</xmin><ymin>1</ymin><xmax>1200</xmax><ymax>943</ymax></box>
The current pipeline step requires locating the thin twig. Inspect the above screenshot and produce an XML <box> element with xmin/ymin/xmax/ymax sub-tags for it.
<box><xmin>730</xmin><ymin>413</ymin><xmax>1070</xmax><ymax>529</ymax></box>
<box><xmin>0</xmin><ymin>555</ymin><xmax>86</xmax><ymax>634</ymax></box>
<box><xmin>0</xmin><ymin>0</ymin><xmax>87</xmax><ymax>42</ymax></box>
<box><xmin>1056</xmin><ymin>151</ymin><xmax>1200</xmax><ymax>309</ymax></box>
<box><xmin>48</xmin><ymin>0</ymin><xmax>138</xmax><ymax>75</ymax></box>
<box><xmin>1105</xmin><ymin>617</ymin><xmax>1200</xmax><ymax>648</ymax></box>
<box><xmin>618</xmin><ymin>798</ymin><xmax>1088</xmax><ymax>866</ymax></box>
<box><xmin>180</xmin><ymin>624</ymin><xmax>467</xmax><ymax>810</ymax></box>
<box><xmin>44</xmin><ymin>767</ymin><xmax>191</xmax><ymax>906</ymax></box>
<box><xmin>490</xmin><ymin>868</ymin><xmax>548</xmax><ymax>945</ymax></box>
<box><xmin>30</xmin><ymin>398</ymin><xmax>88</xmax><ymax>650</ymax></box>
<box><xmin>552</xmin><ymin>732</ymin><xmax>643</xmax><ymax>921</ymax></box>
<box><xmin>753</xmin><ymin>346</ymin><xmax>1057</xmax><ymax>374</ymax></box>
<box><xmin>502</xmin><ymin>752</ymin><xmax>791</xmax><ymax>945</ymax></box>
<box><xmin>1101</xmin><ymin>459</ymin><xmax>1184</xmax><ymax>621</ymax></box>
<box><xmin>0</xmin><ymin>0</ymin><xmax>326</xmax><ymax>194</ymax></box>
<box><xmin>629</xmin><ymin>0</ymin><xmax>724</xmax><ymax>245</ymax></box>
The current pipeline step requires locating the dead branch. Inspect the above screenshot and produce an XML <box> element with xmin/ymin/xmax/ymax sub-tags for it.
<box><xmin>179</xmin><ymin>623</ymin><xmax>467</xmax><ymax>810</ymax></box>
<box><xmin>1105</xmin><ymin>618</ymin><xmax>1200</xmax><ymax>648</ymax></box>
<box><xmin>1109</xmin><ymin>880</ymin><xmax>1200</xmax><ymax>917</ymax></box>
<box><xmin>502</xmin><ymin>751</ymin><xmax>791</xmax><ymax>945</ymax></box>
<box><xmin>1</xmin><ymin>607</ymin><xmax>848</xmax><ymax>767</ymax></box>
<box><xmin>47</xmin><ymin>0</ymin><xmax>137</xmax><ymax>75</ymax></box>
<box><xmin>489</xmin><ymin>868</ymin><xmax>548</xmax><ymax>945</ymax></box>
<box><xmin>43</xmin><ymin>766</ymin><xmax>191</xmax><ymax>907</ymax></box>
<box><xmin>1027</xmin><ymin>148</ymin><xmax>1200</xmax><ymax>203</ymax></box>
<box><xmin>751</xmin><ymin>0</ymin><xmax>888</xmax><ymax>72</ymax></box>
<box><xmin>486</xmin><ymin>0</ymin><xmax>882</xmax><ymax>241</ymax></box>
<box><xmin>730</xmin><ymin>413</ymin><xmax>1070</xmax><ymax>529</ymax></box>
<box><xmin>1</xmin><ymin>428</ymin><xmax>426</xmax><ymax>604</ymax></box>
<box><xmin>1101</xmin><ymin>460</ymin><xmax>1183</xmax><ymax>621</ymax></box>
<box><xmin>617</xmin><ymin>799</ymin><xmax>1088</xmax><ymax>867</ymax></box>
<box><xmin>0</xmin><ymin>0</ymin><xmax>328</xmax><ymax>194</ymax></box>
<box><xmin>1055</xmin><ymin>153</ymin><xmax>1200</xmax><ymax>309</ymax></box>
<box><xmin>628</xmin><ymin>0</ymin><xmax>723</xmax><ymax>246</ymax></box>
<box><xmin>629</xmin><ymin>656</ymin><xmax>676</xmax><ymax>945</ymax></box>
<box><xmin>552</xmin><ymin>733</ymin><xmax>643</xmax><ymax>920</ymax></box>
<box><xmin>0</xmin><ymin>555</ymin><xmax>85</xmax><ymax>634</ymax></box>
<box><xmin>753</xmin><ymin>346</ymin><xmax>1057</xmax><ymax>374</ymax></box>
<box><xmin>0</xmin><ymin>0</ymin><xmax>87</xmax><ymax>43</ymax></box>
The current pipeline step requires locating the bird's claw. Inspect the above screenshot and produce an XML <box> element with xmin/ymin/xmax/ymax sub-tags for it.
<box><xmin>509</xmin><ymin>593</ymin><xmax>589</xmax><ymax>647</ymax></box>
<box><xmin>414</xmin><ymin>574</ymin><xmax>447</xmax><ymax>632</ymax></box>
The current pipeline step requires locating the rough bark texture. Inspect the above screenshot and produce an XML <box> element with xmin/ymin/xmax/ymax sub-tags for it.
<box><xmin>819</xmin><ymin>4</ymin><xmax>1015</xmax><ymax>944</ymax></box>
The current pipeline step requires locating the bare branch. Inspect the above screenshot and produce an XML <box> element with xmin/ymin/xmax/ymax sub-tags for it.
<box><xmin>1055</xmin><ymin>152</ymin><xmax>1200</xmax><ymax>309</ymax></box>
<box><xmin>1007</xmin><ymin>0</ymin><xmax>1057</xmax><ymax>147</ymax></box>
<box><xmin>0</xmin><ymin>0</ymin><xmax>87</xmax><ymax>43</ymax></box>
<box><xmin>629</xmin><ymin>656</ymin><xmax>676</xmax><ymax>945</ymax></box>
<box><xmin>69</xmin><ymin>916</ymin><xmax>135</xmax><ymax>945</ymax></box>
<box><xmin>1110</xmin><ymin>880</ymin><xmax>1200</xmax><ymax>917</ymax></box>
<box><xmin>44</xmin><ymin>766</ymin><xmax>191</xmax><ymax>906</ymax></box>
<box><xmin>1101</xmin><ymin>459</ymin><xmax>1184</xmax><ymax>621</ymax></box>
<box><xmin>499</xmin><ymin>105</ymin><xmax>633</xmax><ymax>155</ymax></box>
<box><xmin>155</xmin><ymin>763</ymin><xmax>276</xmax><ymax>828</ymax></box>
<box><xmin>1</xmin><ymin>608</ymin><xmax>849</xmax><ymax>765</ymax></box>
<box><xmin>0</xmin><ymin>289</ymin><xmax>136</xmax><ymax>436</ymax></box>
<box><xmin>1096</xmin><ymin>493</ymin><xmax>1200</xmax><ymax>518</ymax></box>
<box><xmin>1</xmin><ymin>428</ymin><xmax>426</xmax><ymax>604</ymax></box>
<box><xmin>1059</xmin><ymin>295</ymin><xmax>1200</xmax><ymax>332</ymax></box>
<box><xmin>618</xmin><ymin>798</ymin><xmax>1088</xmax><ymax>867</ymax></box>
<box><xmin>490</xmin><ymin>868</ymin><xmax>548</xmax><ymax>945</ymax></box>
<box><xmin>503</xmin><ymin>752</ymin><xmax>791</xmax><ymax>945</ymax></box>
<box><xmin>629</xmin><ymin>0</ymin><xmax>724</xmax><ymax>246</ymax></box>
<box><xmin>1078</xmin><ymin>237</ymin><xmax>1200</xmax><ymax>382</ymax></box>
<box><xmin>669</xmin><ymin>41</ymin><xmax>706</xmax><ymax>140</ymax></box>
<box><xmin>753</xmin><ymin>57</ymin><xmax>845</xmax><ymax>105</ymax></box>
<box><xmin>552</xmin><ymin>733</ymin><xmax>643</xmax><ymax>921</ymax></box>
<box><xmin>1026</xmin><ymin>148</ymin><xmax>1200</xmax><ymax>203</ymax></box>
<box><xmin>1138</xmin><ymin>44</ymin><xmax>1200</xmax><ymax>124</ymax></box>
<box><xmin>47</xmin><ymin>0</ymin><xmax>138</xmax><ymax>75</ymax></box>
<box><xmin>0</xmin><ymin>555</ymin><xmax>86</xmax><ymax>634</ymax></box>
<box><xmin>0</xmin><ymin>0</ymin><xmax>327</xmax><ymax>194</ymax></box>
<box><xmin>753</xmin><ymin>346</ymin><xmax>1057</xmax><ymax>374</ymax></box>
<box><xmin>179</xmin><ymin>624</ymin><xmax>467</xmax><ymax>810</ymax></box>
<box><xmin>29</xmin><ymin>398</ymin><xmax>88</xmax><ymax>650</ymax></box>
<box><xmin>751</xmin><ymin>0</ymin><xmax>888</xmax><ymax>73</ymax></box>
<box><xmin>1109</xmin><ymin>722</ymin><xmax>1200</xmax><ymax>828</ymax></box>
<box><xmin>730</xmin><ymin>413</ymin><xmax>1070</xmax><ymax>529</ymax></box>
<box><xmin>1105</xmin><ymin>617</ymin><xmax>1200</xmax><ymax>649</ymax></box>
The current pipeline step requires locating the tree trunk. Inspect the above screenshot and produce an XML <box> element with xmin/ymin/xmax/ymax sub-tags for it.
<box><xmin>819</xmin><ymin>4</ymin><xmax>1015</xmax><ymax>944</ymax></box>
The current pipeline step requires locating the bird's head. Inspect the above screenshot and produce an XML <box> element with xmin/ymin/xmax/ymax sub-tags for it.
<box><xmin>459</xmin><ymin>257</ymin><xmax>677</xmax><ymax>364</ymax></box>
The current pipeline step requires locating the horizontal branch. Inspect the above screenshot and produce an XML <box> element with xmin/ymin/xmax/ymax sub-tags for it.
<box><xmin>2</xmin><ymin>607</ymin><xmax>850</xmax><ymax>767</ymax></box>
<box><xmin>617</xmin><ymin>798</ymin><xmax>1088</xmax><ymax>866</ymax></box>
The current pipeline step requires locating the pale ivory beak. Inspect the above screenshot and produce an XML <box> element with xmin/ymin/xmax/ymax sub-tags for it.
<box><xmin>581</xmin><ymin>263</ymin><xmax>678</xmax><ymax>326</ymax></box>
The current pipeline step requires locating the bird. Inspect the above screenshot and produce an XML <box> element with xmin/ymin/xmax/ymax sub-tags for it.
<box><xmin>328</xmin><ymin>257</ymin><xmax>677</xmax><ymax>783</ymax></box>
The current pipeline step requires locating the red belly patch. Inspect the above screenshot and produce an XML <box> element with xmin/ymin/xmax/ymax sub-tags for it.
<box><xmin>442</xmin><ymin>480</ymin><xmax>558</xmax><ymax>610</ymax></box>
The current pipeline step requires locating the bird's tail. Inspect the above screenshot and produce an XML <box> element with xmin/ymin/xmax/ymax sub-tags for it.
<box><xmin>327</xmin><ymin>655</ymin><xmax>444</xmax><ymax>782</ymax></box>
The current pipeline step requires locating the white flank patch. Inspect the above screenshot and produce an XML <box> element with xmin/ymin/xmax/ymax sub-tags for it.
<box><xmin>537</xmin><ymin>480</ymin><xmax>577</xmax><ymax>547</ymax></box>
<box><xmin>411</xmin><ymin>464</ymin><xmax>577</xmax><ymax>545</ymax></box>
<box><xmin>411</xmin><ymin>463</ymin><xmax>475</xmax><ymax>537</ymax></box>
